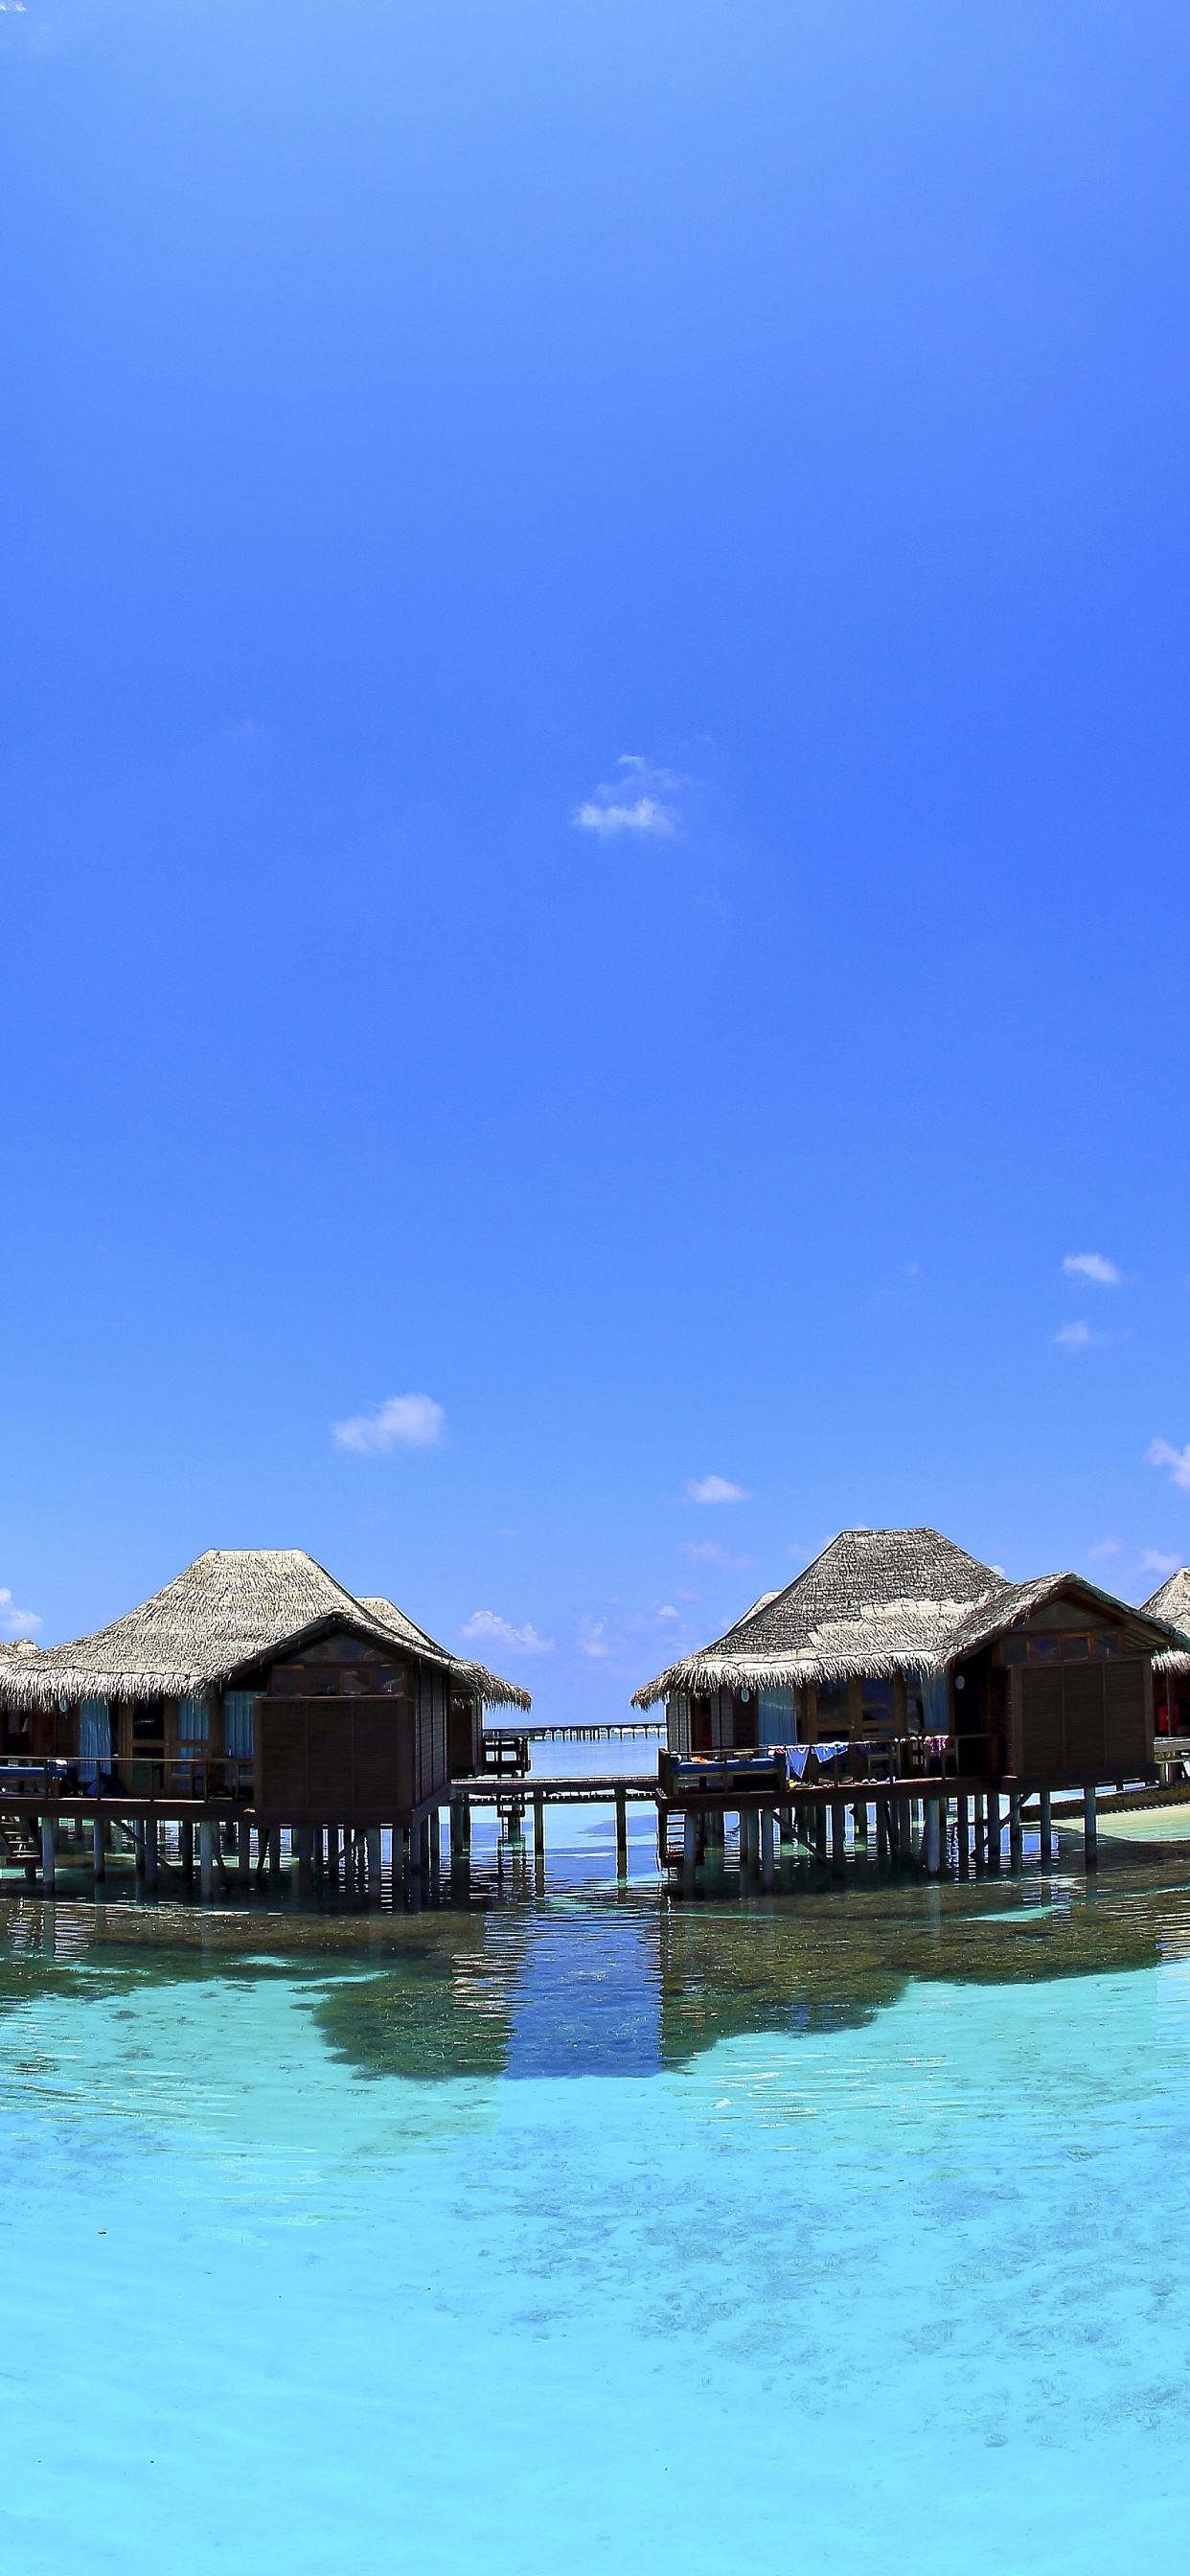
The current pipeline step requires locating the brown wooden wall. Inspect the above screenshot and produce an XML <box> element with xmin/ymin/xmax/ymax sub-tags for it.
<box><xmin>256</xmin><ymin>1694</ymin><xmax>429</xmax><ymax>1820</ymax></box>
<box><xmin>1017</xmin><ymin>1657</ymin><xmax>1150</xmax><ymax>1782</ymax></box>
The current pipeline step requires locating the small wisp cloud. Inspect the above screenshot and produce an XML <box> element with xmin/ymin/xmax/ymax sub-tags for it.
<box><xmin>1063</xmin><ymin>1253</ymin><xmax>1121</xmax><ymax>1286</ymax></box>
<box><xmin>462</xmin><ymin>1609</ymin><xmax>555</xmax><ymax>1654</ymax></box>
<box><xmin>1054</xmin><ymin>1321</ymin><xmax>1096</xmax><ymax>1350</ymax></box>
<box><xmin>573</xmin><ymin>754</ymin><xmax>679</xmax><ymax>840</ymax></box>
<box><xmin>1148</xmin><ymin>1438</ymin><xmax>1190</xmax><ymax>1494</ymax></box>
<box><xmin>686</xmin><ymin>1475</ymin><xmax>750</xmax><ymax>1505</ymax></box>
<box><xmin>0</xmin><ymin>1587</ymin><xmax>40</xmax><ymax>1637</ymax></box>
<box><xmin>332</xmin><ymin>1393</ymin><xmax>445</xmax><ymax>1455</ymax></box>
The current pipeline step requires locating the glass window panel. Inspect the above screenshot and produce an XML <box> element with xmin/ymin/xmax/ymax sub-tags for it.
<box><xmin>1030</xmin><ymin>1636</ymin><xmax>1061</xmax><ymax>1663</ymax></box>
<box><xmin>1063</xmin><ymin>1635</ymin><xmax>1089</xmax><ymax>1661</ymax></box>
<box><xmin>815</xmin><ymin>1682</ymin><xmax>849</xmax><ymax>1736</ymax></box>
<box><xmin>223</xmin><ymin>1694</ymin><xmax>256</xmax><ymax>1758</ymax></box>
<box><xmin>177</xmin><ymin>1695</ymin><xmax>210</xmax><ymax>1745</ymax></box>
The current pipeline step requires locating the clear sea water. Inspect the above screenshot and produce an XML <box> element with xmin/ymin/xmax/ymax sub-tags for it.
<box><xmin>3</xmin><ymin>1774</ymin><xmax>1189</xmax><ymax>2575</ymax></box>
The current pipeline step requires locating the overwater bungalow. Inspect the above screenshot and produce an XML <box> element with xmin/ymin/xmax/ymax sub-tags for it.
<box><xmin>1140</xmin><ymin>1567</ymin><xmax>1190</xmax><ymax>1736</ymax></box>
<box><xmin>633</xmin><ymin>1526</ymin><xmax>1186</xmax><ymax>1788</ymax></box>
<box><xmin>0</xmin><ymin>1548</ymin><xmax>529</xmax><ymax>1831</ymax></box>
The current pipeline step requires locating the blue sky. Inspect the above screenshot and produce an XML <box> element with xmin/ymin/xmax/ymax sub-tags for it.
<box><xmin>2</xmin><ymin>0</ymin><xmax>1189</xmax><ymax>1716</ymax></box>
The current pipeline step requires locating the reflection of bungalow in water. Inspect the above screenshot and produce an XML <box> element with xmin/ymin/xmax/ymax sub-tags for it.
<box><xmin>633</xmin><ymin>1527</ymin><xmax>1184</xmax><ymax>1784</ymax></box>
<box><xmin>0</xmin><ymin>1550</ymin><xmax>528</xmax><ymax>1825</ymax></box>
<box><xmin>1141</xmin><ymin>1568</ymin><xmax>1190</xmax><ymax>1736</ymax></box>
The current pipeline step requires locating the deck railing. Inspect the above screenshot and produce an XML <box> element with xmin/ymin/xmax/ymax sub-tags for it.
<box><xmin>0</xmin><ymin>1758</ymin><xmax>256</xmax><ymax>1803</ymax></box>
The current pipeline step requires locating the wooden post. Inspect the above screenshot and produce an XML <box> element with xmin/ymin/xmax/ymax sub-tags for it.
<box><xmin>682</xmin><ymin>1809</ymin><xmax>698</xmax><ymax>1895</ymax></box>
<box><xmin>366</xmin><ymin>1826</ymin><xmax>382</xmax><ymax>1899</ymax></box>
<box><xmin>297</xmin><ymin>1826</ymin><xmax>314</xmax><ymax>1895</ymax></box>
<box><xmin>924</xmin><ymin>1798</ymin><xmax>941</xmax><ymax>1876</ymax></box>
<box><xmin>956</xmin><ymin>1792</ymin><xmax>969</xmax><ymax>1876</ymax></box>
<box><xmin>180</xmin><ymin>1819</ymin><xmax>194</xmax><ymax>1880</ymax></box>
<box><xmin>93</xmin><ymin>1814</ymin><xmax>105</xmax><ymax>1881</ymax></box>
<box><xmin>533</xmin><ymin>1790</ymin><xmax>545</xmax><ymax>1854</ymax></box>
<box><xmin>40</xmin><ymin>1816</ymin><xmax>56</xmax><ymax>1898</ymax></box>
<box><xmin>831</xmin><ymin>1799</ymin><xmax>847</xmax><ymax>1877</ymax></box>
<box><xmin>814</xmin><ymin>1804</ymin><xmax>828</xmax><ymax>1860</ymax></box>
<box><xmin>237</xmin><ymin>1817</ymin><xmax>251</xmax><ymax>1888</ymax></box>
<box><xmin>1083</xmin><ymin>1782</ymin><xmax>1097</xmax><ymax>1870</ymax></box>
<box><xmin>853</xmin><ymin>1800</ymin><xmax>868</xmax><ymax>1845</ymax></box>
<box><xmin>615</xmin><ymin>1789</ymin><xmax>629</xmax><ymax>1874</ymax></box>
<box><xmin>268</xmin><ymin>1824</ymin><xmax>282</xmax><ymax>1881</ymax></box>
<box><xmin>761</xmin><ymin>1807</ymin><xmax>775</xmax><ymax>1890</ymax></box>
<box><xmin>198</xmin><ymin>1821</ymin><xmax>215</xmax><ymax>1900</ymax></box>
<box><xmin>451</xmin><ymin>1796</ymin><xmax>470</xmax><ymax>1864</ymax></box>
<box><xmin>1009</xmin><ymin>1794</ymin><xmax>1022</xmax><ymax>1873</ymax></box>
<box><xmin>1039</xmin><ymin>1788</ymin><xmax>1052</xmax><ymax>1863</ymax></box>
<box><xmin>877</xmin><ymin>1800</ymin><xmax>889</xmax><ymax>1856</ymax></box>
<box><xmin>978</xmin><ymin>1792</ymin><xmax>999</xmax><ymax>1874</ymax></box>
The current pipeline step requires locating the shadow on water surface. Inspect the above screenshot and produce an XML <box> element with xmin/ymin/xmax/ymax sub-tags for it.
<box><xmin>3</xmin><ymin>1834</ymin><xmax>1190</xmax><ymax>2082</ymax></box>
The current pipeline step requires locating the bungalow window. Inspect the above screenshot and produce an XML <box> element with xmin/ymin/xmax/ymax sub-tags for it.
<box><xmin>860</xmin><ymin>1678</ymin><xmax>894</xmax><ymax>1730</ymax></box>
<box><xmin>758</xmin><ymin>1687</ymin><xmax>793</xmax><ymax>1746</ymax></box>
<box><xmin>815</xmin><ymin>1681</ymin><xmax>849</xmax><ymax>1738</ymax></box>
<box><xmin>223</xmin><ymin>1694</ymin><xmax>255</xmax><ymax>1759</ymax></box>
<box><xmin>1063</xmin><ymin>1634</ymin><xmax>1090</xmax><ymax>1661</ymax></box>
<box><xmin>178</xmin><ymin>1696</ymin><xmax>209</xmax><ymax>1745</ymax></box>
<box><xmin>1030</xmin><ymin>1637</ymin><xmax>1061</xmax><ymax>1663</ymax></box>
<box><xmin>273</xmin><ymin>1667</ymin><xmax>304</xmax><ymax>1695</ymax></box>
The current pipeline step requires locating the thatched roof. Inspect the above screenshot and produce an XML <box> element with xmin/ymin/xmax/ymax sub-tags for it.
<box><xmin>0</xmin><ymin>1551</ymin><xmax>531</xmax><ymax>1713</ymax></box>
<box><xmin>358</xmin><ymin>1597</ymin><xmax>531</xmax><ymax>1711</ymax></box>
<box><xmin>1140</xmin><ymin>1568</ymin><xmax>1190</xmax><ymax>1672</ymax></box>
<box><xmin>631</xmin><ymin>1526</ymin><xmax>1182</xmax><ymax>1706</ymax></box>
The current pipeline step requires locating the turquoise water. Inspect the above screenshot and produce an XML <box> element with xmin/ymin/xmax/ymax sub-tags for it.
<box><xmin>2</xmin><ymin>1828</ymin><xmax>1190</xmax><ymax>2573</ymax></box>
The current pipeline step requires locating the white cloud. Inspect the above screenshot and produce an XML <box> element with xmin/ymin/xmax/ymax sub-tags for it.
<box><xmin>1063</xmin><ymin>1253</ymin><xmax>1121</xmax><ymax>1286</ymax></box>
<box><xmin>462</xmin><ymin>1609</ymin><xmax>554</xmax><ymax>1654</ymax></box>
<box><xmin>685</xmin><ymin>1475</ymin><xmax>750</xmax><ymax>1505</ymax></box>
<box><xmin>579</xmin><ymin>1617</ymin><xmax>611</xmax><ymax>1659</ymax></box>
<box><xmin>0</xmin><ymin>1587</ymin><xmax>40</xmax><ymax>1638</ymax></box>
<box><xmin>332</xmin><ymin>1393</ymin><xmax>445</xmax><ymax>1455</ymax></box>
<box><xmin>573</xmin><ymin>754</ymin><xmax>679</xmax><ymax>840</ymax></box>
<box><xmin>654</xmin><ymin>1602</ymin><xmax>680</xmax><ymax>1620</ymax></box>
<box><xmin>1148</xmin><ymin>1438</ymin><xmax>1190</xmax><ymax>1493</ymax></box>
<box><xmin>680</xmin><ymin>1538</ymin><xmax>752</xmax><ymax>1568</ymax></box>
<box><xmin>1087</xmin><ymin>1537</ymin><xmax>1121</xmax><ymax>1562</ymax></box>
<box><xmin>1137</xmin><ymin>1547</ymin><xmax>1180</xmax><ymax>1577</ymax></box>
<box><xmin>1054</xmin><ymin>1321</ymin><xmax>1095</xmax><ymax>1350</ymax></box>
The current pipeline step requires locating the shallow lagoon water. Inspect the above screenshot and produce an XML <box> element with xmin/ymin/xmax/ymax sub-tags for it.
<box><xmin>2</xmin><ymin>1814</ymin><xmax>1190</xmax><ymax>2573</ymax></box>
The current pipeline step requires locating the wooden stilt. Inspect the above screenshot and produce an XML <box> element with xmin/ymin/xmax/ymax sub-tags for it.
<box><xmin>297</xmin><ymin>1826</ymin><xmax>314</xmax><ymax>1895</ymax></box>
<box><xmin>831</xmin><ymin>1799</ymin><xmax>847</xmax><ymax>1877</ymax></box>
<box><xmin>366</xmin><ymin>1826</ymin><xmax>382</xmax><ymax>1898</ymax></box>
<box><xmin>853</xmin><ymin>1800</ymin><xmax>868</xmax><ymax>1845</ymax></box>
<box><xmin>682</xmin><ymin>1809</ymin><xmax>698</xmax><ymax>1895</ymax></box>
<box><xmin>1084</xmin><ymin>1782</ymin><xmax>1097</xmax><ymax>1870</ymax></box>
<box><xmin>761</xmin><ymin>1808</ymin><xmax>775</xmax><ymax>1890</ymax></box>
<box><xmin>533</xmin><ymin>1790</ymin><xmax>545</xmax><ymax>1855</ymax></box>
<box><xmin>987</xmin><ymin>1791</ymin><xmax>1001</xmax><ymax>1871</ymax></box>
<box><xmin>814</xmin><ymin>1804</ymin><xmax>828</xmax><ymax>1861</ymax></box>
<box><xmin>133</xmin><ymin>1818</ymin><xmax>146</xmax><ymax>1874</ymax></box>
<box><xmin>40</xmin><ymin>1816</ymin><xmax>56</xmax><ymax>1898</ymax></box>
<box><xmin>93</xmin><ymin>1814</ymin><xmax>105</xmax><ymax>1881</ymax></box>
<box><xmin>615</xmin><ymin>1789</ymin><xmax>629</xmax><ymax>1874</ymax></box>
<box><xmin>877</xmin><ymin>1799</ymin><xmax>889</xmax><ymax>1856</ymax></box>
<box><xmin>237</xmin><ymin>1817</ymin><xmax>251</xmax><ymax>1888</ymax></box>
<box><xmin>925</xmin><ymin>1797</ymin><xmax>941</xmax><ymax>1876</ymax></box>
<box><xmin>144</xmin><ymin>1814</ymin><xmax>158</xmax><ymax>1889</ymax></box>
<box><xmin>1040</xmin><ymin>1787</ymin><xmax>1053</xmax><ymax>1864</ymax></box>
<box><xmin>956</xmin><ymin>1792</ymin><xmax>970</xmax><ymax>1876</ymax></box>
<box><xmin>198</xmin><ymin>1821</ymin><xmax>215</xmax><ymax>1900</ymax></box>
<box><xmin>1009</xmin><ymin>1794</ymin><xmax>1022</xmax><ymax>1873</ymax></box>
<box><xmin>180</xmin><ymin>1820</ymin><xmax>194</xmax><ymax>1880</ymax></box>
